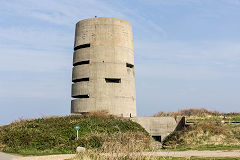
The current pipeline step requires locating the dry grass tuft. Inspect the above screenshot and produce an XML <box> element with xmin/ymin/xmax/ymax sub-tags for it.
<box><xmin>71</xmin><ymin>150</ymin><xmax>159</xmax><ymax>160</ymax></box>
<box><xmin>196</xmin><ymin>122</ymin><xmax>228</xmax><ymax>135</ymax></box>
<box><xmin>101</xmin><ymin>131</ymin><xmax>150</xmax><ymax>153</ymax></box>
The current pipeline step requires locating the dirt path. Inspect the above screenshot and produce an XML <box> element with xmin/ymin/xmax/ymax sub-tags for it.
<box><xmin>0</xmin><ymin>152</ymin><xmax>20</xmax><ymax>160</ymax></box>
<box><xmin>12</xmin><ymin>154</ymin><xmax>76</xmax><ymax>160</ymax></box>
<box><xmin>10</xmin><ymin>150</ymin><xmax>240</xmax><ymax>159</ymax></box>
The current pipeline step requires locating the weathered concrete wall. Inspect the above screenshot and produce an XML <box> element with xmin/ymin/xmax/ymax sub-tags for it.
<box><xmin>131</xmin><ymin>117</ymin><xmax>185</xmax><ymax>141</ymax></box>
<box><xmin>71</xmin><ymin>17</ymin><xmax>136</xmax><ymax>117</ymax></box>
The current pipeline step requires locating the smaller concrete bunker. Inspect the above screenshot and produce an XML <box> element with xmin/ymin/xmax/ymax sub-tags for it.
<box><xmin>131</xmin><ymin>117</ymin><xmax>185</xmax><ymax>141</ymax></box>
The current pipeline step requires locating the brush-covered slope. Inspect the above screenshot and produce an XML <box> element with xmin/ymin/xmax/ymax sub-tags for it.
<box><xmin>0</xmin><ymin>112</ymin><xmax>150</xmax><ymax>155</ymax></box>
<box><xmin>163</xmin><ymin>121</ymin><xmax>240</xmax><ymax>150</ymax></box>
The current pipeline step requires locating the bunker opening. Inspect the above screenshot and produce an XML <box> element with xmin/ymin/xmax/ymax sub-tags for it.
<box><xmin>72</xmin><ymin>78</ymin><xmax>89</xmax><ymax>83</ymax></box>
<box><xmin>74</xmin><ymin>43</ymin><xmax>90</xmax><ymax>51</ymax></box>
<box><xmin>73</xmin><ymin>60</ymin><xmax>90</xmax><ymax>66</ymax></box>
<box><xmin>152</xmin><ymin>136</ymin><xmax>161</xmax><ymax>142</ymax></box>
<box><xmin>72</xmin><ymin>94</ymin><xmax>89</xmax><ymax>98</ymax></box>
<box><xmin>126</xmin><ymin>63</ymin><xmax>134</xmax><ymax>68</ymax></box>
<box><xmin>105</xmin><ymin>78</ymin><xmax>121</xmax><ymax>83</ymax></box>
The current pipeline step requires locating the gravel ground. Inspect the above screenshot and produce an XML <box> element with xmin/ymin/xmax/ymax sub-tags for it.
<box><xmin>0</xmin><ymin>152</ymin><xmax>20</xmax><ymax>160</ymax></box>
<box><xmin>9</xmin><ymin>150</ymin><xmax>240</xmax><ymax>160</ymax></box>
<box><xmin>12</xmin><ymin>154</ymin><xmax>76</xmax><ymax>160</ymax></box>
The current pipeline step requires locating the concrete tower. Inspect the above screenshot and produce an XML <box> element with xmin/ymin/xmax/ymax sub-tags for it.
<box><xmin>71</xmin><ymin>17</ymin><xmax>136</xmax><ymax>117</ymax></box>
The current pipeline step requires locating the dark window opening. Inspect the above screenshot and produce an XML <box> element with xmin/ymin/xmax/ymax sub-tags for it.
<box><xmin>72</xmin><ymin>78</ymin><xmax>89</xmax><ymax>83</ymax></box>
<box><xmin>152</xmin><ymin>136</ymin><xmax>161</xmax><ymax>142</ymax></box>
<box><xmin>73</xmin><ymin>112</ymin><xmax>88</xmax><ymax>115</ymax></box>
<box><xmin>72</xmin><ymin>94</ymin><xmax>89</xmax><ymax>98</ymax></box>
<box><xmin>74</xmin><ymin>43</ymin><xmax>90</xmax><ymax>51</ymax></box>
<box><xmin>126</xmin><ymin>63</ymin><xmax>134</xmax><ymax>68</ymax></box>
<box><xmin>105</xmin><ymin>78</ymin><xmax>121</xmax><ymax>83</ymax></box>
<box><xmin>73</xmin><ymin>60</ymin><xmax>90</xmax><ymax>66</ymax></box>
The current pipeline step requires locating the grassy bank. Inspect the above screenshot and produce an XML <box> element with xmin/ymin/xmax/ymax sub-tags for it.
<box><xmin>0</xmin><ymin>112</ymin><xmax>151</xmax><ymax>155</ymax></box>
<box><xmin>163</xmin><ymin>121</ymin><xmax>240</xmax><ymax>150</ymax></box>
<box><xmin>154</xmin><ymin>108</ymin><xmax>240</xmax><ymax>150</ymax></box>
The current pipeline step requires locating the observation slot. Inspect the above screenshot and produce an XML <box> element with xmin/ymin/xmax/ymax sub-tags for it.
<box><xmin>72</xmin><ymin>94</ymin><xmax>89</xmax><ymax>98</ymax></box>
<box><xmin>74</xmin><ymin>43</ymin><xmax>90</xmax><ymax>51</ymax></box>
<box><xmin>126</xmin><ymin>63</ymin><xmax>134</xmax><ymax>68</ymax></box>
<box><xmin>73</xmin><ymin>78</ymin><xmax>89</xmax><ymax>83</ymax></box>
<box><xmin>105</xmin><ymin>78</ymin><xmax>121</xmax><ymax>83</ymax></box>
<box><xmin>73</xmin><ymin>60</ymin><xmax>90</xmax><ymax>66</ymax></box>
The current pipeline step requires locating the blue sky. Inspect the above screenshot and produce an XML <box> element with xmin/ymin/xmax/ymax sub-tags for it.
<box><xmin>0</xmin><ymin>0</ymin><xmax>240</xmax><ymax>125</ymax></box>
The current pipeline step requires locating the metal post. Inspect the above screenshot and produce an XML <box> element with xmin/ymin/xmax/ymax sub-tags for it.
<box><xmin>77</xmin><ymin>130</ymin><xmax>79</xmax><ymax>140</ymax></box>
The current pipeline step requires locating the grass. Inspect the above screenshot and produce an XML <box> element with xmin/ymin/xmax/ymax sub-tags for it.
<box><xmin>1</xmin><ymin>108</ymin><xmax>239</xmax><ymax>158</ymax></box>
<box><xmin>70</xmin><ymin>155</ymin><xmax>240</xmax><ymax>160</ymax></box>
<box><xmin>154</xmin><ymin>108</ymin><xmax>240</xmax><ymax>121</ymax></box>
<box><xmin>68</xmin><ymin>150</ymin><xmax>240</xmax><ymax>160</ymax></box>
<box><xmin>165</xmin><ymin>145</ymin><xmax>240</xmax><ymax>151</ymax></box>
<box><xmin>186</xmin><ymin>115</ymin><xmax>240</xmax><ymax>122</ymax></box>
<box><xmin>0</xmin><ymin>111</ymin><xmax>151</xmax><ymax>155</ymax></box>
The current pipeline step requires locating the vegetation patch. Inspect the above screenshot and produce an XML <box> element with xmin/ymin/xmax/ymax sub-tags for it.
<box><xmin>154</xmin><ymin>108</ymin><xmax>240</xmax><ymax>121</ymax></box>
<box><xmin>155</xmin><ymin>108</ymin><xmax>240</xmax><ymax>150</ymax></box>
<box><xmin>0</xmin><ymin>111</ymin><xmax>150</xmax><ymax>155</ymax></box>
<box><xmin>163</xmin><ymin>121</ymin><xmax>240</xmax><ymax>150</ymax></box>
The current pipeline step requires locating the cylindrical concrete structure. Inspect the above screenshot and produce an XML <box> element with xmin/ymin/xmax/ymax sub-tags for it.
<box><xmin>71</xmin><ymin>17</ymin><xmax>136</xmax><ymax>117</ymax></box>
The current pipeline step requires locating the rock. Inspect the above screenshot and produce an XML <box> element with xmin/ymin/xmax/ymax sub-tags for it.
<box><xmin>76</xmin><ymin>146</ymin><xmax>86</xmax><ymax>153</ymax></box>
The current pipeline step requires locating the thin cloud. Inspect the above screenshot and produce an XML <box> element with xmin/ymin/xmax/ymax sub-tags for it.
<box><xmin>0</xmin><ymin>48</ymin><xmax>71</xmax><ymax>72</ymax></box>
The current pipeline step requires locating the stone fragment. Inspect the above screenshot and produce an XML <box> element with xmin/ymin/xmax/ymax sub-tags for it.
<box><xmin>76</xmin><ymin>146</ymin><xmax>86</xmax><ymax>153</ymax></box>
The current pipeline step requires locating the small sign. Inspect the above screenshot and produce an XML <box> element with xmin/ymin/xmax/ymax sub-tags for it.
<box><xmin>74</xmin><ymin>126</ymin><xmax>81</xmax><ymax>140</ymax></box>
<box><xmin>74</xmin><ymin>126</ymin><xmax>80</xmax><ymax>130</ymax></box>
